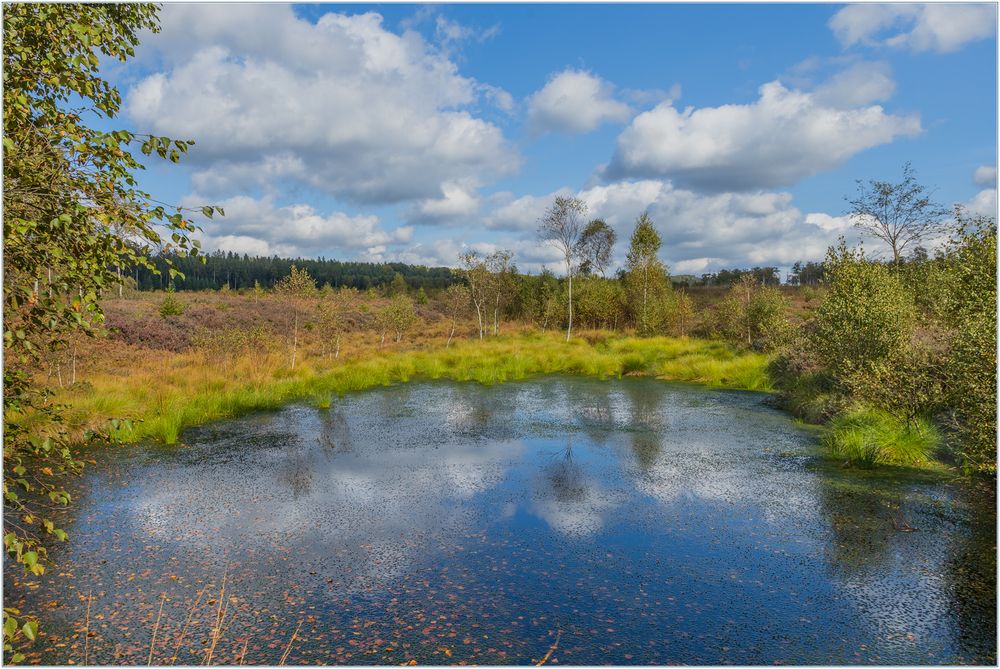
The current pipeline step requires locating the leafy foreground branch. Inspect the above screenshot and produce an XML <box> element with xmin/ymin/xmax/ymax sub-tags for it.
<box><xmin>2</xmin><ymin>4</ymin><xmax>219</xmax><ymax>656</ymax></box>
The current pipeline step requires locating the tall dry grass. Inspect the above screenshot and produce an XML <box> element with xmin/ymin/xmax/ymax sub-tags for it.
<box><xmin>53</xmin><ymin>330</ymin><xmax>772</xmax><ymax>444</ymax></box>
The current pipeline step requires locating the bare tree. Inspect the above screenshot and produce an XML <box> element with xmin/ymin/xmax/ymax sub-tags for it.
<box><xmin>539</xmin><ymin>196</ymin><xmax>587</xmax><ymax>341</ymax></box>
<box><xmin>442</xmin><ymin>283</ymin><xmax>471</xmax><ymax>347</ymax></box>
<box><xmin>485</xmin><ymin>249</ymin><xmax>515</xmax><ymax>336</ymax></box>
<box><xmin>847</xmin><ymin>162</ymin><xmax>949</xmax><ymax>266</ymax></box>
<box><xmin>459</xmin><ymin>251</ymin><xmax>490</xmax><ymax>339</ymax></box>
<box><xmin>316</xmin><ymin>289</ymin><xmax>348</xmax><ymax>359</ymax></box>
<box><xmin>274</xmin><ymin>264</ymin><xmax>317</xmax><ymax>368</ymax></box>
<box><xmin>577</xmin><ymin>219</ymin><xmax>616</xmax><ymax>277</ymax></box>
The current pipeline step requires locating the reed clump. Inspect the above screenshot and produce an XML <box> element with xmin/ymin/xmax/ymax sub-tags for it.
<box><xmin>823</xmin><ymin>408</ymin><xmax>940</xmax><ymax>468</ymax></box>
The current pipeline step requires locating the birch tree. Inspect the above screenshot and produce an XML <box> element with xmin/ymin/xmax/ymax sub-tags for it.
<box><xmin>578</xmin><ymin>219</ymin><xmax>616</xmax><ymax>277</ymax></box>
<box><xmin>317</xmin><ymin>289</ymin><xmax>348</xmax><ymax>359</ymax></box>
<box><xmin>442</xmin><ymin>283</ymin><xmax>471</xmax><ymax>347</ymax></box>
<box><xmin>486</xmin><ymin>249</ymin><xmax>515</xmax><ymax>336</ymax></box>
<box><xmin>459</xmin><ymin>251</ymin><xmax>490</xmax><ymax>339</ymax></box>
<box><xmin>623</xmin><ymin>213</ymin><xmax>671</xmax><ymax>335</ymax></box>
<box><xmin>274</xmin><ymin>264</ymin><xmax>317</xmax><ymax>368</ymax></box>
<box><xmin>3</xmin><ymin>4</ymin><xmax>218</xmax><ymax>653</ymax></box>
<box><xmin>538</xmin><ymin>196</ymin><xmax>587</xmax><ymax>341</ymax></box>
<box><xmin>847</xmin><ymin>162</ymin><xmax>949</xmax><ymax>266</ymax></box>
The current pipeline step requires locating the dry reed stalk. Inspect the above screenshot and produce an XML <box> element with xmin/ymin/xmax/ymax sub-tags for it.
<box><xmin>148</xmin><ymin>593</ymin><xmax>166</xmax><ymax>665</ymax></box>
<box><xmin>83</xmin><ymin>591</ymin><xmax>93</xmax><ymax>666</ymax></box>
<box><xmin>278</xmin><ymin>619</ymin><xmax>303</xmax><ymax>666</ymax></box>
<box><xmin>535</xmin><ymin>626</ymin><xmax>561</xmax><ymax>667</ymax></box>
<box><xmin>238</xmin><ymin>636</ymin><xmax>251</xmax><ymax>666</ymax></box>
<box><xmin>168</xmin><ymin>583</ymin><xmax>208</xmax><ymax>664</ymax></box>
<box><xmin>218</xmin><ymin>605</ymin><xmax>240</xmax><ymax>639</ymax></box>
<box><xmin>203</xmin><ymin>566</ymin><xmax>229</xmax><ymax>666</ymax></box>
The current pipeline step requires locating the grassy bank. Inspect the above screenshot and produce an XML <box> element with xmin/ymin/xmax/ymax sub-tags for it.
<box><xmin>44</xmin><ymin>320</ymin><xmax>953</xmax><ymax>474</ymax></box>
<box><xmin>52</xmin><ymin>332</ymin><xmax>771</xmax><ymax>444</ymax></box>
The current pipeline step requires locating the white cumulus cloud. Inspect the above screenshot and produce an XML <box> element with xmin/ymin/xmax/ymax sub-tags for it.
<box><xmin>812</xmin><ymin>61</ymin><xmax>896</xmax><ymax>108</ymax></box>
<box><xmin>605</xmin><ymin>80</ymin><xmax>921</xmax><ymax>191</ymax></box>
<box><xmin>830</xmin><ymin>4</ymin><xmax>997</xmax><ymax>53</ymax></box>
<box><xmin>974</xmin><ymin>165</ymin><xmax>997</xmax><ymax>188</ymax></box>
<box><xmin>408</xmin><ymin>180</ymin><xmax>482</xmax><ymax>225</ymax></box>
<box><xmin>526</xmin><ymin>69</ymin><xmax>633</xmax><ymax>134</ymax></box>
<box><xmin>186</xmin><ymin>194</ymin><xmax>412</xmax><ymax>259</ymax></box>
<box><xmin>960</xmin><ymin>165</ymin><xmax>998</xmax><ymax>218</ymax></box>
<box><xmin>127</xmin><ymin>5</ymin><xmax>518</xmax><ymax>205</ymax></box>
<box><xmin>965</xmin><ymin>188</ymin><xmax>997</xmax><ymax>217</ymax></box>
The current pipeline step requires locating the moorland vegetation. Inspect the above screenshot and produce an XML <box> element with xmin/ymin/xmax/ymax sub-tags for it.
<box><xmin>2</xmin><ymin>3</ymin><xmax>996</xmax><ymax>661</ymax></box>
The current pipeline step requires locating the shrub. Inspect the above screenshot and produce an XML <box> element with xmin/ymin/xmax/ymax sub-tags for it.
<box><xmin>106</xmin><ymin>314</ymin><xmax>190</xmax><ymax>351</ymax></box>
<box><xmin>800</xmin><ymin>285</ymin><xmax>821</xmax><ymax>303</ymax></box>
<box><xmin>769</xmin><ymin>343</ymin><xmax>843</xmax><ymax>424</ymax></box>
<box><xmin>192</xmin><ymin>326</ymin><xmax>280</xmax><ymax>364</ymax></box>
<box><xmin>807</xmin><ymin>242</ymin><xmax>914</xmax><ymax>380</ymax></box>
<box><xmin>670</xmin><ymin>290</ymin><xmax>694</xmax><ymax>336</ymax></box>
<box><xmin>941</xmin><ymin>213</ymin><xmax>997</xmax><ymax>474</ymax></box>
<box><xmin>899</xmin><ymin>255</ymin><xmax>955</xmax><ymax>323</ymax></box>
<box><xmin>841</xmin><ymin>327</ymin><xmax>949</xmax><ymax>422</ymax></box>
<box><xmin>715</xmin><ymin>275</ymin><xmax>789</xmax><ymax>351</ymax></box>
<box><xmin>574</xmin><ymin>277</ymin><xmax>627</xmax><ymax>330</ymax></box>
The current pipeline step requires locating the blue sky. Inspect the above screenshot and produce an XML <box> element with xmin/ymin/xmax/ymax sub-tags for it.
<box><xmin>112</xmin><ymin>2</ymin><xmax>997</xmax><ymax>275</ymax></box>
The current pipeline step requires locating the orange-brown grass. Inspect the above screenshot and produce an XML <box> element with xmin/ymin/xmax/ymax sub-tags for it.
<box><xmin>33</xmin><ymin>290</ymin><xmax>773</xmax><ymax>445</ymax></box>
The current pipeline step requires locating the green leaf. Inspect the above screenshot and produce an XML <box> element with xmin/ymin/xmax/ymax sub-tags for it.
<box><xmin>21</xmin><ymin>621</ymin><xmax>37</xmax><ymax>641</ymax></box>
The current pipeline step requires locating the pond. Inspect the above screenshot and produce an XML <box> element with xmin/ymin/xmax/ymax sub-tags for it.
<box><xmin>6</xmin><ymin>377</ymin><xmax>996</xmax><ymax>665</ymax></box>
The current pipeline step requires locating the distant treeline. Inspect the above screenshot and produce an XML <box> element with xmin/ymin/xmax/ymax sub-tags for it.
<box><xmin>696</xmin><ymin>262</ymin><xmax>825</xmax><ymax>286</ymax></box>
<box><xmin>133</xmin><ymin>252</ymin><xmax>459</xmax><ymax>291</ymax></box>
<box><xmin>132</xmin><ymin>251</ymin><xmax>833</xmax><ymax>292</ymax></box>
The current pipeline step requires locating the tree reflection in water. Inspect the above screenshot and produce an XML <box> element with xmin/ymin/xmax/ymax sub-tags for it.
<box><xmin>10</xmin><ymin>378</ymin><xmax>992</xmax><ymax>666</ymax></box>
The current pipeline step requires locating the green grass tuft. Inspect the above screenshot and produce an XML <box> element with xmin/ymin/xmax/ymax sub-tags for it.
<box><xmin>823</xmin><ymin>407</ymin><xmax>940</xmax><ymax>468</ymax></box>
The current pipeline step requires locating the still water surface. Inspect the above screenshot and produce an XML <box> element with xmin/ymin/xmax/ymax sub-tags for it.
<box><xmin>8</xmin><ymin>377</ymin><xmax>996</xmax><ymax>665</ymax></box>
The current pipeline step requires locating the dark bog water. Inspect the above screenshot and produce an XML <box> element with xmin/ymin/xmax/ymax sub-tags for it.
<box><xmin>6</xmin><ymin>377</ymin><xmax>996</xmax><ymax>665</ymax></box>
